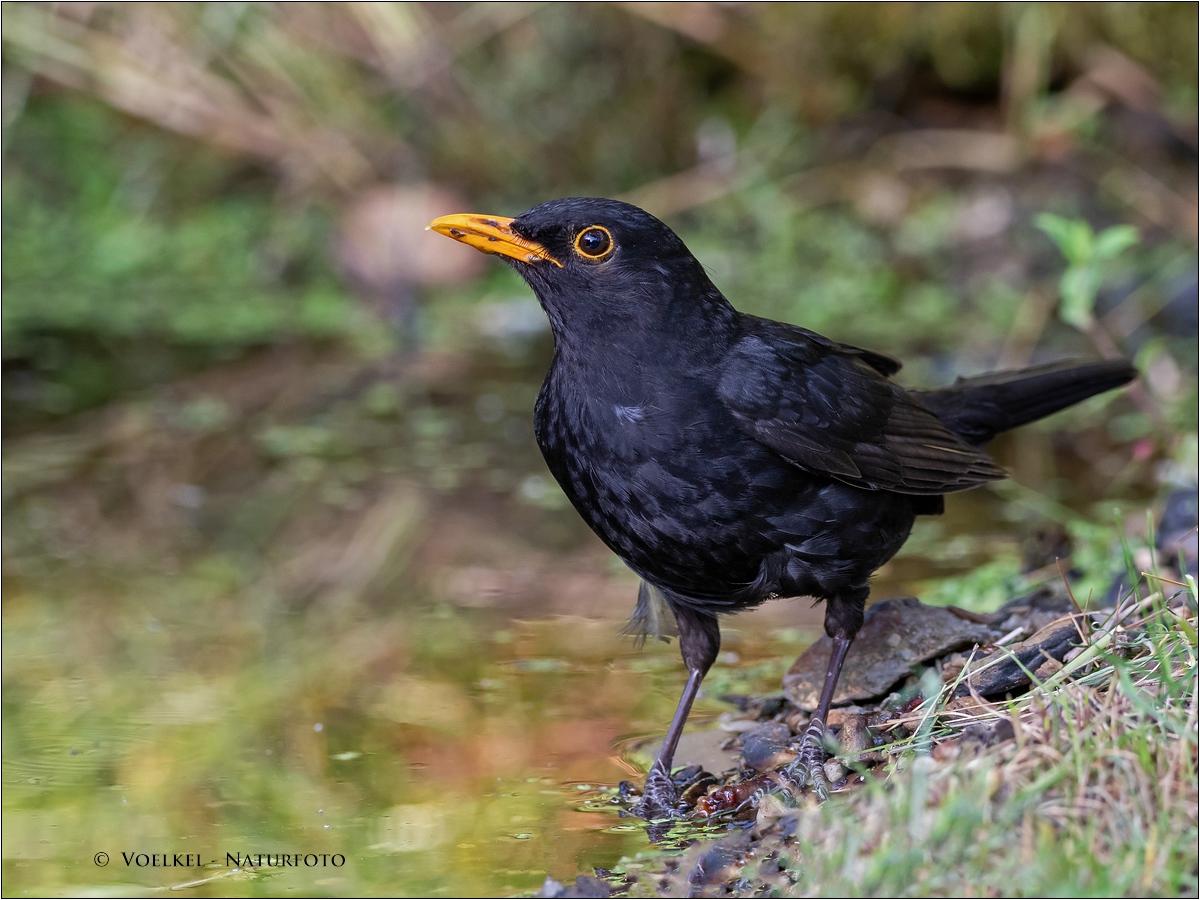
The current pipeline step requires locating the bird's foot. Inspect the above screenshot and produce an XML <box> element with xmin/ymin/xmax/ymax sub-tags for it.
<box><xmin>630</xmin><ymin>762</ymin><xmax>687</xmax><ymax>820</ymax></box>
<box><xmin>780</xmin><ymin>717</ymin><xmax>830</xmax><ymax>802</ymax></box>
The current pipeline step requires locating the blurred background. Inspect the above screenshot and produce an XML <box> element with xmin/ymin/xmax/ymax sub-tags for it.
<box><xmin>2</xmin><ymin>3</ymin><xmax>1196</xmax><ymax>895</ymax></box>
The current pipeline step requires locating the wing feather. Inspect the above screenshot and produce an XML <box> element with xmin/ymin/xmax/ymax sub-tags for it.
<box><xmin>717</xmin><ymin>321</ymin><xmax>1005</xmax><ymax>495</ymax></box>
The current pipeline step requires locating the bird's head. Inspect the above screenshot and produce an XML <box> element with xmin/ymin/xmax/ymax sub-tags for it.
<box><xmin>429</xmin><ymin>198</ymin><xmax>733</xmax><ymax>351</ymax></box>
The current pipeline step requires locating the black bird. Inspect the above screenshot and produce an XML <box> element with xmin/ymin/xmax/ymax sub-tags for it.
<box><xmin>429</xmin><ymin>198</ymin><xmax>1136</xmax><ymax>818</ymax></box>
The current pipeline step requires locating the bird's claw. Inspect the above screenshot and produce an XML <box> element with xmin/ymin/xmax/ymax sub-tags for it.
<box><xmin>631</xmin><ymin>762</ymin><xmax>687</xmax><ymax>820</ymax></box>
<box><xmin>780</xmin><ymin>718</ymin><xmax>831</xmax><ymax>802</ymax></box>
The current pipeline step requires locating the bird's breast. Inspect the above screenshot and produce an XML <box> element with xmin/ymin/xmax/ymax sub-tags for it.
<box><xmin>532</xmin><ymin>362</ymin><xmax>778</xmax><ymax>594</ymax></box>
<box><xmin>611</xmin><ymin>404</ymin><xmax>646</xmax><ymax>425</ymax></box>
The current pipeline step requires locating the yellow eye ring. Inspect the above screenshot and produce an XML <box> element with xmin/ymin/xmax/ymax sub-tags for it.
<box><xmin>574</xmin><ymin>226</ymin><xmax>614</xmax><ymax>260</ymax></box>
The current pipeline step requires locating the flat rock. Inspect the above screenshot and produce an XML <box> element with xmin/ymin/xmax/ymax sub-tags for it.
<box><xmin>783</xmin><ymin>596</ymin><xmax>994</xmax><ymax>710</ymax></box>
<box><xmin>957</xmin><ymin>619</ymin><xmax>1080</xmax><ymax>698</ymax></box>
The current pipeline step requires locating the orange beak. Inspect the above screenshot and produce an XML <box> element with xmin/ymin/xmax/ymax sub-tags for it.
<box><xmin>427</xmin><ymin>214</ymin><xmax>562</xmax><ymax>267</ymax></box>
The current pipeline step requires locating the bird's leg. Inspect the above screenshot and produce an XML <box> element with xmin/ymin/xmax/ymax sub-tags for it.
<box><xmin>637</xmin><ymin>668</ymin><xmax>704</xmax><ymax>819</ymax></box>
<box><xmin>783</xmin><ymin>635</ymin><xmax>852</xmax><ymax>800</ymax></box>
<box><xmin>633</xmin><ymin>606</ymin><xmax>720</xmax><ymax>820</ymax></box>
<box><xmin>782</xmin><ymin>594</ymin><xmax>863</xmax><ymax>800</ymax></box>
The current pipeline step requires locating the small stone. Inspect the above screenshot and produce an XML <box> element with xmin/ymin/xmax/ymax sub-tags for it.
<box><xmin>1033</xmin><ymin>657</ymin><xmax>1064</xmax><ymax>680</ymax></box>
<box><xmin>690</xmin><ymin>842</ymin><xmax>745</xmax><ymax>886</ymax></box>
<box><xmin>740</xmin><ymin>722</ymin><xmax>796</xmax><ymax>773</ymax></box>
<box><xmin>960</xmin><ymin>722</ymin><xmax>992</xmax><ymax>749</ymax></box>
<box><xmin>823</xmin><ymin>759</ymin><xmax>845</xmax><ymax>784</ymax></box>
<box><xmin>836</xmin><ymin>714</ymin><xmax>872</xmax><ymax>757</ymax></box>
<box><xmin>825</xmin><ymin>704</ymin><xmax>870</xmax><ymax>728</ymax></box>
<box><xmin>865</xmin><ymin>708</ymin><xmax>899</xmax><ymax>728</ymax></box>
<box><xmin>535</xmin><ymin>876</ymin><xmax>567</xmax><ymax>899</ymax></box>
<box><xmin>991</xmin><ymin>587</ymin><xmax>1076</xmax><ymax>634</ymax></box>
<box><xmin>940</xmin><ymin>660</ymin><xmax>967</xmax><ymax>684</ymax></box>
<box><xmin>941</xmin><ymin>695</ymin><xmax>991</xmax><ymax>718</ymax></box>
<box><xmin>752</xmin><ymin>792</ymin><xmax>795</xmax><ymax>836</ymax></box>
<box><xmin>990</xmin><ymin>718</ymin><xmax>1017</xmax><ymax>745</ymax></box>
<box><xmin>959</xmin><ymin>717</ymin><xmax>1018</xmax><ymax>750</ymax></box>
<box><xmin>932</xmin><ymin>740</ymin><xmax>960</xmax><ymax>762</ymax></box>
<box><xmin>783</xmin><ymin>709</ymin><xmax>809</xmax><ymax>733</ymax></box>
<box><xmin>718</xmin><ymin>717</ymin><xmax>761</xmax><ymax>733</ymax></box>
<box><xmin>568</xmin><ymin>875</ymin><xmax>612</xmax><ymax>898</ymax></box>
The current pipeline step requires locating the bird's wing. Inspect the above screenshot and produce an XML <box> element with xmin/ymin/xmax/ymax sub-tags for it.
<box><xmin>717</xmin><ymin>326</ymin><xmax>1006</xmax><ymax>495</ymax></box>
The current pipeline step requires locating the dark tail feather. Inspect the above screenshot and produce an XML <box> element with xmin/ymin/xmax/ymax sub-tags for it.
<box><xmin>914</xmin><ymin>359</ymin><xmax>1137</xmax><ymax>446</ymax></box>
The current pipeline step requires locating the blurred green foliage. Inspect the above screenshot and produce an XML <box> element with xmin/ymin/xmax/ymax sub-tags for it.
<box><xmin>3</xmin><ymin>2</ymin><xmax>1197</xmax><ymax>428</ymax></box>
<box><xmin>1037</xmin><ymin>212</ymin><xmax>1140</xmax><ymax>329</ymax></box>
<box><xmin>2</xmin><ymin>97</ymin><xmax>372</xmax><ymax>421</ymax></box>
<box><xmin>678</xmin><ymin>189</ymin><xmax>966</xmax><ymax>353</ymax></box>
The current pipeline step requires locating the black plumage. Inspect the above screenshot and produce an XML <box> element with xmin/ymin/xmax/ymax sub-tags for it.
<box><xmin>430</xmin><ymin>198</ymin><xmax>1136</xmax><ymax>817</ymax></box>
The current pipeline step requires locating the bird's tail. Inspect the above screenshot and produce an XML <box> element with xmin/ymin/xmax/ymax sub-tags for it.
<box><xmin>913</xmin><ymin>359</ymin><xmax>1137</xmax><ymax>446</ymax></box>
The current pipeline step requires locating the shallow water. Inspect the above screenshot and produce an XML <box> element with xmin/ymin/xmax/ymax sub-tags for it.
<box><xmin>2</xmin><ymin>585</ymin><xmax>811</xmax><ymax>896</ymax></box>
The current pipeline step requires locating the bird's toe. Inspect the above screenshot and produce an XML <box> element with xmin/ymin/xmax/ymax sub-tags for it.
<box><xmin>631</xmin><ymin>763</ymin><xmax>686</xmax><ymax>820</ymax></box>
<box><xmin>780</xmin><ymin>720</ymin><xmax>832</xmax><ymax>802</ymax></box>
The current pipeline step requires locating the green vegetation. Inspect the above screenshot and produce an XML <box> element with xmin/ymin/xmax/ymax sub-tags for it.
<box><xmin>1037</xmin><ymin>214</ymin><xmax>1140</xmax><ymax>332</ymax></box>
<box><xmin>2</xmin><ymin>97</ymin><xmax>370</xmax><ymax>424</ymax></box>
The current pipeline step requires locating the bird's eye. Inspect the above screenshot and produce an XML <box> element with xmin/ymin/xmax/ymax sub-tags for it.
<box><xmin>574</xmin><ymin>226</ymin><xmax>614</xmax><ymax>261</ymax></box>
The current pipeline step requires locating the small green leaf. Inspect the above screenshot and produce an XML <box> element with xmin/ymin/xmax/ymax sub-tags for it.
<box><xmin>1059</xmin><ymin>265</ymin><xmax>1100</xmax><ymax>328</ymax></box>
<box><xmin>1035</xmin><ymin>213</ymin><xmax>1092</xmax><ymax>264</ymax></box>
<box><xmin>1092</xmin><ymin>224</ymin><xmax>1139</xmax><ymax>260</ymax></box>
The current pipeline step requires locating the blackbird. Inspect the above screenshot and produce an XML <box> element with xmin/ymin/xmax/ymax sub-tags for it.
<box><xmin>429</xmin><ymin>198</ymin><xmax>1136</xmax><ymax>818</ymax></box>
